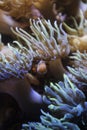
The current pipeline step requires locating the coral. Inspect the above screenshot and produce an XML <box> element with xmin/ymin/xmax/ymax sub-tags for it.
<box><xmin>0</xmin><ymin>0</ymin><xmax>33</xmax><ymax>20</ymax></box>
<box><xmin>0</xmin><ymin>0</ymin><xmax>55</xmax><ymax>22</ymax></box>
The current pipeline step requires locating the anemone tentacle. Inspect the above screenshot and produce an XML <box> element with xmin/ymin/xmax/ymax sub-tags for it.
<box><xmin>0</xmin><ymin>35</ymin><xmax>33</xmax><ymax>80</ymax></box>
<box><xmin>63</xmin><ymin>10</ymin><xmax>87</xmax><ymax>36</ymax></box>
<box><xmin>22</xmin><ymin>110</ymin><xmax>80</xmax><ymax>130</ymax></box>
<box><xmin>68</xmin><ymin>51</ymin><xmax>87</xmax><ymax>83</ymax></box>
<box><xmin>0</xmin><ymin>19</ymin><xmax>68</xmax><ymax>80</ymax></box>
<box><xmin>11</xmin><ymin>19</ymin><xmax>69</xmax><ymax>59</ymax></box>
<box><xmin>43</xmin><ymin>74</ymin><xmax>87</xmax><ymax>119</ymax></box>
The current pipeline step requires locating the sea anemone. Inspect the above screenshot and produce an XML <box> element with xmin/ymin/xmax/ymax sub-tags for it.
<box><xmin>63</xmin><ymin>10</ymin><xmax>87</xmax><ymax>36</ymax></box>
<box><xmin>43</xmin><ymin>74</ymin><xmax>87</xmax><ymax>120</ymax></box>
<box><xmin>1</xmin><ymin>1</ymin><xmax>87</xmax><ymax>130</ymax></box>
<box><xmin>11</xmin><ymin>19</ymin><xmax>69</xmax><ymax>59</ymax></box>
<box><xmin>22</xmin><ymin>110</ymin><xmax>80</xmax><ymax>130</ymax></box>
<box><xmin>0</xmin><ymin>18</ymin><xmax>70</xmax><ymax>92</ymax></box>
<box><xmin>0</xmin><ymin>0</ymin><xmax>82</xmax><ymax>36</ymax></box>
<box><xmin>0</xmin><ymin>39</ymin><xmax>33</xmax><ymax>80</ymax></box>
<box><xmin>0</xmin><ymin>34</ymin><xmax>43</xmax><ymax>119</ymax></box>
<box><xmin>68</xmin><ymin>51</ymin><xmax>87</xmax><ymax>84</ymax></box>
<box><xmin>10</xmin><ymin>19</ymin><xmax>69</xmax><ymax>80</ymax></box>
<box><xmin>62</xmin><ymin>10</ymin><xmax>87</xmax><ymax>52</ymax></box>
<box><xmin>22</xmin><ymin>74</ymin><xmax>87</xmax><ymax>130</ymax></box>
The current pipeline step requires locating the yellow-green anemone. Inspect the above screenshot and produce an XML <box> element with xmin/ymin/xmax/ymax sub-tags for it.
<box><xmin>62</xmin><ymin>10</ymin><xmax>87</xmax><ymax>52</ymax></box>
